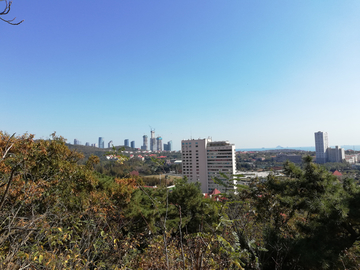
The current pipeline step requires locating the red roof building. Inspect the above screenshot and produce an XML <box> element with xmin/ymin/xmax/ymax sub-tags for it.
<box><xmin>332</xmin><ymin>170</ymin><xmax>343</xmax><ymax>176</ymax></box>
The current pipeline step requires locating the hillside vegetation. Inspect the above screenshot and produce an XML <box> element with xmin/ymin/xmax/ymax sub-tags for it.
<box><xmin>1</xmin><ymin>132</ymin><xmax>360</xmax><ymax>269</ymax></box>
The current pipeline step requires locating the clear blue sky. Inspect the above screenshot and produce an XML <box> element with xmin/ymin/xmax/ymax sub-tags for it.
<box><xmin>2</xmin><ymin>0</ymin><xmax>360</xmax><ymax>150</ymax></box>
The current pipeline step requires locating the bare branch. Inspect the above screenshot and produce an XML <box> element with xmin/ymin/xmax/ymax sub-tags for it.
<box><xmin>0</xmin><ymin>0</ymin><xmax>24</xmax><ymax>25</ymax></box>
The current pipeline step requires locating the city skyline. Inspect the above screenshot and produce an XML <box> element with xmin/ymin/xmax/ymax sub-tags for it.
<box><xmin>2</xmin><ymin>1</ymin><xmax>360</xmax><ymax>149</ymax></box>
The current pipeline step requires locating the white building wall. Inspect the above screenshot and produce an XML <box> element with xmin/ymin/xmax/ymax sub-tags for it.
<box><xmin>207</xmin><ymin>141</ymin><xmax>236</xmax><ymax>193</ymax></box>
<box><xmin>315</xmin><ymin>131</ymin><xmax>328</xmax><ymax>164</ymax></box>
<box><xmin>181</xmin><ymin>138</ymin><xmax>236</xmax><ymax>194</ymax></box>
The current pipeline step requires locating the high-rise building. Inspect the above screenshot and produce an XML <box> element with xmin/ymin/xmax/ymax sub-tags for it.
<box><xmin>141</xmin><ymin>135</ymin><xmax>148</xmax><ymax>150</ymax></box>
<box><xmin>74</xmin><ymin>139</ymin><xmax>81</xmax><ymax>145</ymax></box>
<box><xmin>327</xmin><ymin>146</ymin><xmax>345</xmax><ymax>163</ymax></box>
<box><xmin>181</xmin><ymin>138</ymin><xmax>236</xmax><ymax>194</ymax></box>
<box><xmin>108</xmin><ymin>140</ymin><xmax>113</xmax><ymax>148</ymax></box>
<box><xmin>164</xmin><ymin>141</ymin><xmax>173</xmax><ymax>151</ymax></box>
<box><xmin>131</xmin><ymin>141</ymin><xmax>135</xmax><ymax>148</ymax></box>
<box><xmin>98</xmin><ymin>137</ymin><xmax>105</xmax><ymax>149</ymax></box>
<box><xmin>124</xmin><ymin>139</ymin><xmax>129</xmax><ymax>147</ymax></box>
<box><xmin>156</xmin><ymin>137</ymin><xmax>162</xmax><ymax>152</ymax></box>
<box><xmin>315</xmin><ymin>131</ymin><xmax>328</xmax><ymax>164</ymax></box>
<box><xmin>150</xmin><ymin>129</ymin><xmax>155</xmax><ymax>151</ymax></box>
<box><xmin>85</xmin><ymin>142</ymin><xmax>90</xmax><ymax>146</ymax></box>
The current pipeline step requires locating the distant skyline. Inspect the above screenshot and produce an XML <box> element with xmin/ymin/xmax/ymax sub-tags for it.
<box><xmin>2</xmin><ymin>1</ymin><xmax>360</xmax><ymax>150</ymax></box>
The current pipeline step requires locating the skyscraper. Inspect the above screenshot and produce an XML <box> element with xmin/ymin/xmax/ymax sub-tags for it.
<box><xmin>98</xmin><ymin>137</ymin><xmax>105</xmax><ymax>149</ymax></box>
<box><xmin>108</xmin><ymin>140</ymin><xmax>113</xmax><ymax>148</ymax></box>
<box><xmin>314</xmin><ymin>131</ymin><xmax>328</xmax><ymax>164</ymax></box>
<box><xmin>74</xmin><ymin>139</ymin><xmax>81</xmax><ymax>145</ymax></box>
<box><xmin>156</xmin><ymin>136</ymin><xmax>162</xmax><ymax>152</ymax></box>
<box><xmin>141</xmin><ymin>135</ymin><xmax>148</xmax><ymax>150</ymax></box>
<box><xmin>181</xmin><ymin>138</ymin><xmax>236</xmax><ymax>193</ymax></box>
<box><xmin>131</xmin><ymin>141</ymin><xmax>135</xmax><ymax>148</ymax></box>
<box><xmin>167</xmin><ymin>141</ymin><xmax>172</xmax><ymax>151</ymax></box>
<box><xmin>164</xmin><ymin>141</ymin><xmax>172</xmax><ymax>151</ymax></box>
<box><xmin>124</xmin><ymin>139</ymin><xmax>129</xmax><ymax>147</ymax></box>
<box><xmin>150</xmin><ymin>129</ymin><xmax>155</xmax><ymax>151</ymax></box>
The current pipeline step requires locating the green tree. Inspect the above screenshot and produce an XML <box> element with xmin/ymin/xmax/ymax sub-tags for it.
<box><xmin>247</xmin><ymin>156</ymin><xmax>360</xmax><ymax>269</ymax></box>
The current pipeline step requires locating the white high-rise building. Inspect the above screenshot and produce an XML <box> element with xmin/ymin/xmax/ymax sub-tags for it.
<box><xmin>315</xmin><ymin>131</ymin><xmax>328</xmax><ymax>164</ymax></box>
<box><xmin>181</xmin><ymin>138</ymin><xmax>236</xmax><ymax>194</ymax></box>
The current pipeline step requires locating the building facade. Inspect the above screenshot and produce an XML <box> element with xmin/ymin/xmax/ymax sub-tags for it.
<box><xmin>181</xmin><ymin>138</ymin><xmax>236</xmax><ymax>194</ymax></box>
<box><xmin>315</xmin><ymin>131</ymin><xmax>328</xmax><ymax>164</ymax></box>
<box><xmin>74</xmin><ymin>139</ymin><xmax>81</xmax><ymax>145</ymax></box>
<box><xmin>327</xmin><ymin>146</ymin><xmax>345</xmax><ymax>163</ymax></box>
<box><xmin>98</xmin><ymin>137</ymin><xmax>105</xmax><ymax>149</ymax></box>
<box><xmin>131</xmin><ymin>141</ymin><xmax>135</xmax><ymax>149</ymax></box>
<box><xmin>156</xmin><ymin>137</ymin><xmax>162</xmax><ymax>152</ymax></box>
<box><xmin>150</xmin><ymin>130</ymin><xmax>155</xmax><ymax>151</ymax></box>
<box><xmin>124</xmin><ymin>139</ymin><xmax>129</xmax><ymax>147</ymax></box>
<box><xmin>108</xmin><ymin>140</ymin><xmax>113</xmax><ymax>148</ymax></box>
<box><xmin>164</xmin><ymin>141</ymin><xmax>173</xmax><ymax>151</ymax></box>
<box><xmin>141</xmin><ymin>135</ymin><xmax>148</xmax><ymax>150</ymax></box>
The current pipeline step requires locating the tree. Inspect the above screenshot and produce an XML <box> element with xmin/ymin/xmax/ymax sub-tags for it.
<box><xmin>0</xmin><ymin>0</ymin><xmax>23</xmax><ymax>25</ymax></box>
<box><xmin>245</xmin><ymin>156</ymin><xmax>360</xmax><ymax>269</ymax></box>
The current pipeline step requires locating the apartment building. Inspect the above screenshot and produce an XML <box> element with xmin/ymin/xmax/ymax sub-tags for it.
<box><xmin>181</xmin><ymin>138</ymin><xmax>236</xmax><ymax>193</ymax></box>
<box><xmin>315</xmin><ymin>131</ymin><xmax>328</xmax><ymax>164</ymax></box>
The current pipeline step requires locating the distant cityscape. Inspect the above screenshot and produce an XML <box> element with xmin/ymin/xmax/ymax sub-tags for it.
<box><xmin>180</xmin><ymin>132</ymin><xmax>360</xmax><ymax>194</ymax></box>
<box><xmin>72</xmin><ymin>127</ymin><xmax>173</xmax><ymax>152</ymax></box>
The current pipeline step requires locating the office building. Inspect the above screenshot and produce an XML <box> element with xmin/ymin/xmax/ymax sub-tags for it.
<box><xmin>315</xmin><ymin>131</ymin><xmax>328</xmax><ymax>164</ymax></box>
<box><xmin>98</xmin><ymin>137</ymin><xmax>105</xmax><ymax>149</ymax></box>
<box><xmin>108</xmin><ymin>140</ymin><xmax>113</xmax><ymax>148</ymax></box>
<box><xmin>131</xmin><ymin>141</ymin><xmax>135</xmax><ymax>149</ymax></box>
<box><xmin>156</xmin><ymin>136</ymin><xmax>162</xmax><ymax>152</ymax></box>
<box><xmin>124</xmin><ymin>139</ymin><xmax>129</xmax><ymax>147</ymax></box>
<box><xmin>85</xmin><ymin>142</ymin><xmax>90</xmax><ymax>147</ymax></box>
<box><xmin>181</xmin><ymin>138</ymin><xmax>236</xmax><ymax>194</ymax></box>
<box><xmin>141</xmin><ymin>135</ymin><xmax>148</xmax><ymax>150</ymax></box>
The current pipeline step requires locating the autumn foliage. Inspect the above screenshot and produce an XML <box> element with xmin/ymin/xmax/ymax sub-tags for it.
<box><xmin>2</xmin><ymin>132</ymin><xmax>360</xmax><ymax>269</ymax></box>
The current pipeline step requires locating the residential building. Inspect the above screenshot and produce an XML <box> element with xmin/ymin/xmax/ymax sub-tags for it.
<box><xmin>164</xmin><ymin>141</ymin><xmax>173</xmax><ymax>151</ymax></box>
<box><xmin>315</xmin><ymin>131</ymin><xmax>328</xmax><ymax>164</ymax></box>
<box><xmin>124</xmin><ymin>139</ymin><xmax>129</xmax><ymax>147</ymax></box>
<box><xmin>131</xmin><ymin>141</ymin><xmax>135</xmax><ymax>148</ymax></box>
<box><xmin>181</xmin><ymin>138</ymin><xmax>236</xmax><ymax>194</ymax></box>
<box><xmin>327</xmin><ymin>146</ymin><xmax>345</xmax><ymax>163</ymax></box>
<box><xmin>98</xmin><ymin>137</ymin><xmax>105</xmax><ymax>149</ymax></box>
<box><xmin>150</xmin><ymin>130</ymin><xmax>155</xmax><ymax>151</ymax></box>
<box><xmin>156</xmin><ymin>137</ymin><xmax>162</xmax><ymax>152</ymax></box>
<box><xmin>141</xmin><ymin>135</ymin><xmax>148</xmax><ymax>150</ymax></box>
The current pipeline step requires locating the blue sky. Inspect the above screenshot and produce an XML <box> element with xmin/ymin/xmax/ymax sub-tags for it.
<box><xmin>2</xmin><ymin>0</ymin><xmax>360</xmax><ymax>150</ymax></box>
